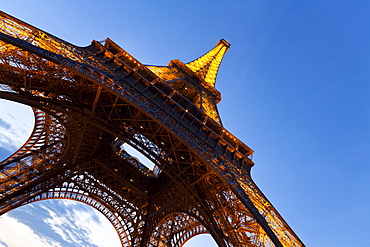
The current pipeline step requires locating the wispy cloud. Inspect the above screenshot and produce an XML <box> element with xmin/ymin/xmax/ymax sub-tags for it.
<box><xmin>41</xmin><ymin>200</ymin><xmax>121</xmax><ymax>247</ymax></box>
<box><xmin>0</xmin><ymin>200</ymin><xmax>121</xmax><ymax>247</ymax></box>
<box><xmin>0</xmin><ymin>99</ymin><xmax>34</xmax><ymax>151</ymax></box>
<box><xmin>0</xmin><ymin>214</ymin><xmax>62</xmax><ymax>247</ymax></box>
<box><xmin>0</xmin><ymin>239</ymin><xmax>8</xmax><ymax>247</ymax></box>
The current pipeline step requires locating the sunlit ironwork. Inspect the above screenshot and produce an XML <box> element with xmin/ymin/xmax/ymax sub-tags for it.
<box><xmin>0</xmin><ymin>11</ymin><xmax>304</xmax><ymax>247</ymax></box>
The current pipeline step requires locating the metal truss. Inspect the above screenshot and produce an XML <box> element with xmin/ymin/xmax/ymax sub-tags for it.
<box><xmin>0</xmin><ymin>11</ymin><xmax>304</xmax><ymax>247</ymax></box>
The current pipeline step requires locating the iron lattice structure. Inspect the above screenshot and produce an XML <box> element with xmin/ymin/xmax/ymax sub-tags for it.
<box><xmin>0</xmin><ymin>12</ymin><xmax>304</xmax><ymax>247</ymax></box>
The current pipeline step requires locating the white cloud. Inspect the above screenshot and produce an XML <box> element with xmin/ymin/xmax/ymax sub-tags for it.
<box><xmin>42</xmin><ymin>204</ymin><xmax>83</xmax><ymax>244</ymax></box>
<box><xmin>0</xmin><ymin>240</ymin><xmax>7</xmax><ymax>247</ymax></box>
<box><xmin>42</xmin><ymin>200</ymin><xmax>121</xmax><ymax>247</ymax></box>
<box><xmin>0</xmin><ymin>200</ymin><xmax>121</xmax><ymax>247</ymax></box>
<box><xmin>0</xmin><ymin>214</ymin><xmax>61</xmax><ymax>247</ymax></box>
<box><xmin>0</xmin><ymin>99</ymin><xmax>34</xmax><ymax>151</ymax></box>
<box><xmin>72</xmin><ymin>205</ymin><xmax>122</xmax><ymax>247</ymax></box>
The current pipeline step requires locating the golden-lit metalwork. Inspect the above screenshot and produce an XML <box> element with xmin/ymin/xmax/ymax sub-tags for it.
<box><xmin>186</xmin><ymin>39</ymin><xmax>229</xmax><ymax>88</ymax></box>
<box><xmin>0</xmin><ymin>11</ymin><xmax>304</xmax><ymax>247</ymax></box>
<box><xmin>146</xmin><ymin>41</ymin><xmax>228</xmax><ymax>123</ymax></box>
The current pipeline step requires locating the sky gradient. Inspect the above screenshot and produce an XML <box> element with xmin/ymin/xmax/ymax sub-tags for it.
<box><xmin>1</xmin><ymin>1</ymin><xmax>370</xmax><ymax>246</ymax></box>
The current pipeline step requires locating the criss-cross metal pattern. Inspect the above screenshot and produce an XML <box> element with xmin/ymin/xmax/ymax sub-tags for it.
<box><xmin>0</xmin><ymin>11</ymin><xmax>304</xmax><ymax>247</ymax></box>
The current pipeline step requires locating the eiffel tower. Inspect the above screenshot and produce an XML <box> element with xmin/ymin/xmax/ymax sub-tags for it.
<box><xmin>0</xmin><ymin>11</ymin><xmax>304</xmax><ymax>247</ymax></box>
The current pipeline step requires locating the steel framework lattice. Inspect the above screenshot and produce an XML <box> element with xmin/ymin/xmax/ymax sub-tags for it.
<box><xmin>0</xmin><ymin>11</ymin><xmax>304</xmax><ymax>247</ymax></box>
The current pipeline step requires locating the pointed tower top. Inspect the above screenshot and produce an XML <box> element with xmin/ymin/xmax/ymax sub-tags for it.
<box><xmin>185</xmin><ymin>39</ymin><xmax>230</xmax><ymax>88</ymax></box>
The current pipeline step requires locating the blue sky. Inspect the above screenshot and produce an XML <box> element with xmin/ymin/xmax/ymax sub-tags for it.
<box><xmin>1</xmin><ymin>1</ymin><xmax>370</xmax><ymax>246</ymax></box>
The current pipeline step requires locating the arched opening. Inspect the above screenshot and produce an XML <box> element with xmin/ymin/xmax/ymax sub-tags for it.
<box><xmin>149</xmin><ymin>211</ymin><xmax>220</xmax><ymax>247</ymax></box>
<box><xmin>0</xmin><ymin>99</ymin><xmax>34</xmax><ymax>157</ymax></box>
<box><xmin>183</xmin><ymin>234</ymin><xmax>217</xmax><ymax>247</ymax></box>
<box><xmin>0</xmin><ymin>100</ymin><xmax>120</xmax><ymax>246</ymax></box>
<box><xmin>0</xmin><ymin>199</ymin><xmax>121</xmax><ymax>247</ymax></box>
<box><xmin>0</xmin><ymin>202</ymin><xmax>219</xmax><ymax>247</ymax></box>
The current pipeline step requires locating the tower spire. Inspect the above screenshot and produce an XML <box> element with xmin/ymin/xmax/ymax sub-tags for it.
<box><xmin>185</xmin><ymin>39</ymin><xmax>230</xmax><ymax>87</ymax></box>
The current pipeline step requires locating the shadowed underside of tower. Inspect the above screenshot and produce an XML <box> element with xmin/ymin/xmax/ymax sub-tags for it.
<box><xmin>0</xmin><ymin>11</ymin><xmax>304</xmax><ymax>247</ymax></box>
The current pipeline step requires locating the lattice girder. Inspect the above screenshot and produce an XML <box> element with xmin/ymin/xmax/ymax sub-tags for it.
<box><xmin>25</xmin><ymin>180</ymin><xmax>140</xmax><ymax>246</ymax></box>
<box><xmin>0</xmin><ymin>11</ymin><xmax>304</xmax><ymax>247</ymax></box>
<box><xmin>0</xmin><ymin>109</ymin><xmax>73</xmax><ymax>207</ymax></box>
<box><xmin>0</xmin><ymin>46</ymin><xmax>218</xmax><ymax>246</ymax></box>
<box><xmin>148</xmin><ymin>212</ymin><xmax>208</xmax><ymax>247</ymax></box>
